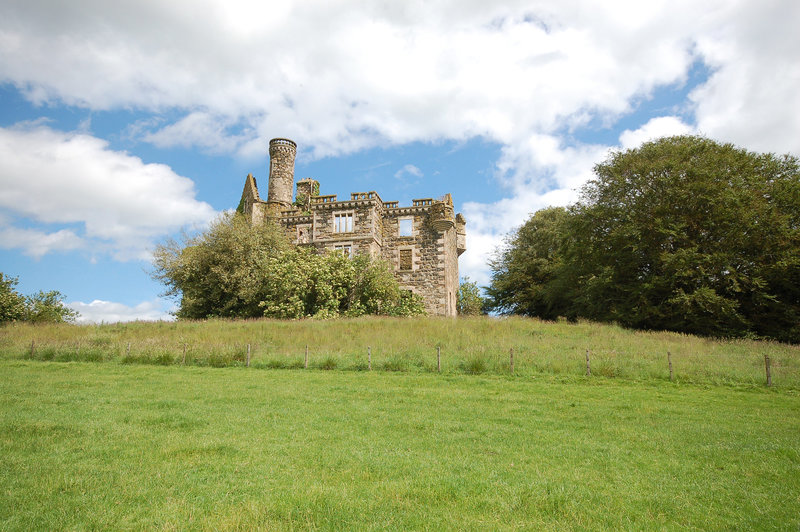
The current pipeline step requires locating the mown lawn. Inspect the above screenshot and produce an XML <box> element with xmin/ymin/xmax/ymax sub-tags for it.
<box><xmin>1</xmin><ymin>360</ymin><xmax>798</xmax><ymax>530</ymax></box>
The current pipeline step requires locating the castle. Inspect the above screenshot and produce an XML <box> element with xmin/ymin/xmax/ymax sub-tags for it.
<box><xmin>238</xmin><ymin>138</ymin><xmax>467</xmax><ymax>316</ymax></box>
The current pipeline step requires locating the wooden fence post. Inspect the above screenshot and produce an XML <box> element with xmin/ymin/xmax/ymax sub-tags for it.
<box><xmin>182</xmin><ymin>343</ymin><xmax>186</xmax><ymax>365</ymax></box>
<box><xmin>305</xmin><ymin>344</ymin><xmax>309</xmax><ymax>369</ymax></box>
<box><xmin>585</xmin><ymin>349</ymin><xmax>591</xmax><ymax>377</ymax></box>
<box><xmin>765</xmin><ymin>354</ymin><xmax>772</xmax><ymax>387</ymax></box>
<box><xmin>668</xmin><ymin>351</ymin><xmax>674</xmax><ymax>382</ymax></box>
<box><xmin>246</xmin><ymin>344</ymin><xmax>251</xmax><ymax>367</ymax></box>
<box><xmin>437</xmin><ymin>346</ymin><xmax>441</xmax><ymax>373</ymax></box>
<box><xmin>510</xmin><ymin>348</ymin><xmax>514</xmax><ymax>374</ymax></box>
<box><xmin>30</xmin><ymin>339</ymin><xmax>35</xmax><ymax>358</ymax></box>
<box><xmin>127</xmin><ymin>342</ymin><xmax>131</xmax><ymax>357</ymax></box>
<box><xmin>368</xmin><ymin>346</ymin><xmax>372</xmax><ymax>371</ymax></box>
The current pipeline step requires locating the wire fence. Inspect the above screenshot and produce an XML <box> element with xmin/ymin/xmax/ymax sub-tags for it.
<box><xmin>16</xmin><ymin>337</ymin><xmax>795</xmax><ymax>389</ymax></box>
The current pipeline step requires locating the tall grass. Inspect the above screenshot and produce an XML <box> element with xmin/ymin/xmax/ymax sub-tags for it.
<box><xmin>1</xmin><ymin>316</ymin><xmax>798</xmax><ymax>388</ymax></box>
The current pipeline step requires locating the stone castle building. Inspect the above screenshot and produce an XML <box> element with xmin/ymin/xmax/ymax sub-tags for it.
<box><xmin>238</xmin><ymin>138</ymin><xmax>466</xmax><ymax>316</ymax></box>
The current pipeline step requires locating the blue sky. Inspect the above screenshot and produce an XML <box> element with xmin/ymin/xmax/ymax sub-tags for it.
<box><xmin>1</xmin><ymin>0</ymin><xmax>798</xmax><ymax>322</ymax></box>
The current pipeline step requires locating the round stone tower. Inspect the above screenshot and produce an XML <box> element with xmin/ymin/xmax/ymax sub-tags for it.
<box><xmin>266</xmin><ymin>138</ymin><xmax>297</xmax><ymax>207</ymax></box>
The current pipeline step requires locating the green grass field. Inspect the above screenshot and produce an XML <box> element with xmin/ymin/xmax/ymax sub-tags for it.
<box><xmin>2</xmin><ymin>317</ymin><xmax>799</xmax><ymax>529</ymax></box>
<box><xmin>1</xmin><ymin>360</ymin><xmax>798</xmax><ymax>530</ymax></box>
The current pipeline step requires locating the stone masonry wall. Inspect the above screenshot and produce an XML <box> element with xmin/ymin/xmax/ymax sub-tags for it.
<box><xmin>266</xmin><ymin>139</ymin><xmax>296</xmax><ymax>206</ymax></box>
<box><xmin>443</xmin><ymin>225</ymin><xmax>459</xmax><ymax>316</ymax></box>
<box><xmin>381</xmin><ymin>207</ymin><xmax>449</xmax><ymax>315</ymax></box>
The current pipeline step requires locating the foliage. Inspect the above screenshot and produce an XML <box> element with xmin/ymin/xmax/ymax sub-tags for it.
<box><xmin>24</xmin><ymin>290</ymin><xmax>79</xmax><ymax>323</ymax></box>
<box><xmin>152</xmin><ymin>212</ymin><xmax>291</xmax><ymax>319</ymax></box>
<box><xmin>152</xmin><ymin>212</ymin><xmax>425</xmax><ymax>319</ymax></box>
<box><xmin>0</xmin><ymin>273</ymin><xmax>26</xmax><ymax>323</ymax></box>
<box><xmin>456</xmin><ymin>277</ymin><xmax>485</xmax><ymax>315</ymax></box>
<box><xmin>487</xmin><ymin>136</ymin><xmax>800</xmax><ymax>342</ymax></box>
<box><xmin>254</xmin><ymin>248</ymin><xmax>424</xmax><ymax>319</ymax></box>
<box><xmin>1</xmin><ymin>273</ymin><xmax>78</xmax><ymax>324</ymax></box>
<box><xmin>486</xmin><ymin>207</ymin><xmax>571</xmax><ymax>319</ymax></box>
<box><xmin>292</xmin><ymin>192</ymin><xmax>308</xmax><ymax>211</ymax></box>
<box><xmin>293</xmin><ymin>183</ymin><xmax>319</xmax><ymax>212</ymax></box>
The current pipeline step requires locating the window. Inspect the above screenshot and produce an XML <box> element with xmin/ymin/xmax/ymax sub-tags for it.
<box><xmin>399</xmin><ymin>249</ymin><xmax>412</xmax><ymax>270</ymax></box>
<box><xmin>334</xmin><ymin>212</ymin><xmax>353</xmax><ymax>233</ymax></box>
<box><xmin>333</xmin><ymin>244</ymin><xmax>352</xmax><ymax>257</ymax></box>
<box><xmin>398</xmin><ymin>218</ymin><xmax>413</xmax><ymax>237</ymax></box>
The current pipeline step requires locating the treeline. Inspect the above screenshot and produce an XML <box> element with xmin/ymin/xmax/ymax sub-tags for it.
<box><xmin>152</xmin><ymin>212</ymin><xmax>426</xmax><ymax>319</ymax></box>
<box><xmin>486</xmin><ymin>136</ymin><xmax>800</xmax><ymax>343</ymax></box>
<box><xmin>0</xmin><ymin>273</ymin><xmax>79</xmax><ymax>324</ymax></box>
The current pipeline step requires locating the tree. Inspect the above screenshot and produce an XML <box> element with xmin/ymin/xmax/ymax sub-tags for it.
<box><xmin>457</xmin><ymin>277</ymin><xmax>485</xmax><ymax>315</ymax></box>
<box><xmin>487</xmin><ymin>136</ymin><xmax>800</xmax><ymax>342</ymax></box>
<box><xmin>1</xmin><ymin>272</ymin><xmax>79</xmax><ymax>324</ymax></box>
<box><xmin>24</xmin><ymin>290</ymin><xmax>79</xmax><ymax>323</ymax></box>
<box><xmin>152</xmin><ymin>212</ymin><xmax>425</xmax><ymax>319</ymax></box>
<box><xmin>486</xmin><ymin>207</ymin><xmax>574</xmax><ymax>319</ymax></box>
<box><xmin>1</xmin><ymin>273</ymin><xmax>26</xmax><ymax>323</ymax></box>
<box><xmin>153</xmin><ymin>211</ymin><xmax>291</xmax><ymax>319</ymax></box>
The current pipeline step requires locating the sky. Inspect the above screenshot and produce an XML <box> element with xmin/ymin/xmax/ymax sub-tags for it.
<box><xmin>1</xmin><ymin>0</ymin><xmax>799</xmax><ymax>323</ymax></box>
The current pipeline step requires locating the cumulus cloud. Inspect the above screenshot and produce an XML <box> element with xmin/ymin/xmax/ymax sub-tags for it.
<box><xmin>619</xmin><ymin>116</ymin><xmax>695</xmax><ymax>149</ymax></box>
<box><xmin>69</xmin><ymin>299</ymin><xmax>175</xmax><ymax>323</ymax></box>
<box><xmin>459</xmin><ymin>135</ymin><xmax>608</xmax><ymax>285</ymax></box>
<box><xmin>0</xmin><ymin>226</ymin><xmax>85</xmax><ymax>258</ymax></box>
<box><xmin>1</xmin><ymin>0</ymin><xmax>798</xmax><ymax>284</ymax></box>
<box><xmin>690</xmin><ymin>1</ymin><xmax>800</xmax><ymax>154</ymax></box>
<box><xmin>2</xmin><ymin>2</ymin><xmax>797</xmax><ymax>157</ymax></box>
<box><xmin>458</xmin><ymin>115</ymin><xmax>696</xmax><ymax>285</ymax></box>
<box><xmin>0</xmin><ymin>1</ymin><xmax>727</xmax><ymax>154</ymax></box>
<box><xmin>0</xmin><ymin>123</ymin><xmax>217</xmax><ymax>259</ymax></box>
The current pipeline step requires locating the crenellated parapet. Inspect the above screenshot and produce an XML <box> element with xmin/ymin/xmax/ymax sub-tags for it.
<box><xmin>429</xmin><ymin>195</ymin><xmax>456</xmax><ymax>232</ymax></box>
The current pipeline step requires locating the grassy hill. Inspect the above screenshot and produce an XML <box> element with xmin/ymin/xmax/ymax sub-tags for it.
<box><xmin>1</xmin><ymin>316</ymin><xmax>798</xmax><ymax>387</ymax></box>
<box><xmin>1</xmin><ymin>317</ymin><xmax>799</xmax><ymax>529</ymax></box>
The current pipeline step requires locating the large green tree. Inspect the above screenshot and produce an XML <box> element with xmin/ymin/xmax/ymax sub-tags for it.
<box><xmin>488</xmin><ymin>136</ymin><xmax>800</xmax><ymax>342</ymax></box>
<box><xmin>152</xmin><ymin>212</ymin><xmax>425</xmax><ymax>319</ymax></box>
<box><xmin>486</xmin><ymin>207</ymin><xmax>572</xmax><ymax>319</ymax></box>
<box><xmin>1</xmin><ymin>272</ymin><xmax>79</xmax><ymax>324</ymax></box>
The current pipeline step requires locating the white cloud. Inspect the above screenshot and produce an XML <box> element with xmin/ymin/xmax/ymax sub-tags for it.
<box><xmin>394</xmin><ymin>164</ymin><xmax>423</xmax><ymax>180</ymax></box>
<box><xmin>69</xmin><ymin>298</ymin><xmax>175</xmax><ymax>323</ymax></box>
<box><xmin>690</xmin><ymin>1</ymin><xmax>800</xmax><ymax>154</ymax></box>
<box><xmin>1</xmin><ymin>1</ymin><xmax>796</xmax><ymax>160</ymax></box>
<box><xmin>619</xmin><ymin>116</ymin><xmax>695</xmax><ymax>149</ymax></box>
<box><xmin>459</xmin><ymin>134</ymin><xmax>607</xmax><ymax>285</ymax></box>
<box><xmin>1</xmin><ymin>0</ymin><xmax>798</xmax><ymax>284</ymax></box>
<box><xmin>142</xmin><ymin>112</ymin><xmax>255</xmax><ymax>154</ymax></box>
<box><xmin>0</xmin><ymin>0</ymin><xmax>720</xmax><ymax>157</ymax></box>
<box><xmin>0</xmin><ymin>225</ymin><xmax>85</xmax><ymax>258</ymax></box>
<box><xmin>0</xmin><ymin>124</ymin><xmax>217</xmax><ymax>260</ymax></box>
